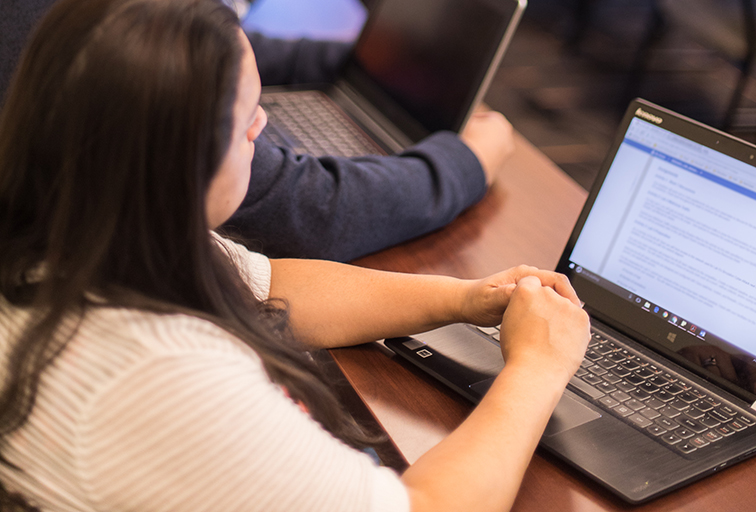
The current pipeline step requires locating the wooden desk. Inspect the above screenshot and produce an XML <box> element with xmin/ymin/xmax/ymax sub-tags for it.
<box><xmin>329</xmin><ymin>132</ymin><xmax>756</xmax><ymax>510</ymax></box>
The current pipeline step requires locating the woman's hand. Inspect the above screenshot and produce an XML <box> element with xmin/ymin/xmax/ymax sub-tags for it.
<box><xmin>457</xmin><ymin>265</ymin><xmax>580</xmax><ymax>328</ymax></box>
<box><xmin>500</xmin><ymin>275</ymin><xmax>590</xmax><ymax>381</ymax></box>
<box><xmin>402</xmin><ymin>273</ymin><xmax>589</xmax><ymax>512</ymax></box>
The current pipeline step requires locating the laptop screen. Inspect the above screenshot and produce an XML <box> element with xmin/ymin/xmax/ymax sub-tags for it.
<box><xmin>341</xmin><ymin>0</ymin><xmax>523</xmax><ymax>142</ymax></box>
<box><xmin>558</xmin><ymin>101</ymin><xmax>756</xmax><ymax>403</ymax></box>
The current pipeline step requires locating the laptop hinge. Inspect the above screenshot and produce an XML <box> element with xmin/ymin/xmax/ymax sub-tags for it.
<box><xmin>331</xmin><ymin>81</ymin><xmax>412</xmax><ymax>153</ymax></box>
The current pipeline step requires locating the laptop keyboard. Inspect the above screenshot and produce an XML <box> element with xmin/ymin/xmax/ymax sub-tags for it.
<box><xmin>260</xmin><ymin>91</ymin><xmax>385</xmax><ymax>158</ymax></box>
<box><xmin>475</xmin><ymin>325</ymin><xmax>756</xmax><ymax>456</ymax></box>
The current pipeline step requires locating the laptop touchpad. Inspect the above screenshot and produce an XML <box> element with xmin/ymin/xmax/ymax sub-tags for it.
<box><xmin>543</xmin><ymin>393</ymin><xmax>601</xmax><ymax>437</ymax></box>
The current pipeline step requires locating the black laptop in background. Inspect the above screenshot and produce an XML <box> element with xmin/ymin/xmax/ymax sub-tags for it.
<box><xmin>259</xmin><ymin>0</ymin><xmax>527</xmax><ymax>157</ymax></box>
<box><xmin>385</xmin><ymin>99</ymin><xmax>756</xmax><ymax>504</ymax></box>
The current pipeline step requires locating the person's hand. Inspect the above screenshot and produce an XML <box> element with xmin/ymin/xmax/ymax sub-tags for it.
<box><xmin>499</xmin><ymin>275</ymin><xmax>590</xmax><ymax>381</ymax></box>
<box><xmin>458</xmin><ymin>265</ymin><xmax>580</xmax><ymax>328</ymax></box>
<box><xmin>460</xmin><ymin>110</ymin><xmax>515</xmax><ymax>186</ymax></box>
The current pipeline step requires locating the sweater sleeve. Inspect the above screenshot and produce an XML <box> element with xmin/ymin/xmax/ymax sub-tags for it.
<box><xmin>75</xmin><ymin>336</ymin><xmax>410</xmax><ymax>512</ymax></box>
<box><xmin>246</xmin><ymin>32</ymin><xmax>352</xmax><ymax>86</ymax></box>
<box><xmin>223</xmin><ymin>130</ymin><xmax>487</xmax><ymax>261</ymax></box>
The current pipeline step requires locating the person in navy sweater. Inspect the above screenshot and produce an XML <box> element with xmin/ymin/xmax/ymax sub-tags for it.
<box><xmin>0</xmin><ymin>0</ymin><xmax>514</xmax><ymax>262</ymax></box>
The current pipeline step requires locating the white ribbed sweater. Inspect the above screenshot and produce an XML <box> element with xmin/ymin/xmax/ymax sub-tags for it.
<box><xmin>0</xmin><ymin>237</ymin><xmax>409</xmax><ymax>512</ymax></box>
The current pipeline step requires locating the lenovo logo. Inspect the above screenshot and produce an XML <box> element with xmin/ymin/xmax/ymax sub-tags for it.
<box><xmin>635</xmin><ymin>108</ymin><xmax>663</xmax><ymax>125</ymax></box>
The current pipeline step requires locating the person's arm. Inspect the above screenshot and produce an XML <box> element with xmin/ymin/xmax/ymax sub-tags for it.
<box><xmin>268</xmin><ymin>258</ymin><xmax>579</xmax><ymax>348</ymax></box>
<box><xmin>246</xmin><ymin>32</ymin><xmax>351</xmax><ymax>86</ymax></box>
<box><xmin>222</xmin><ymin>130</ymin><xmax>488</xmax><ymax>261</ymax></box>
<box><xmin>402</xmin><ymin>276</ymin><xmax>590</xmax><ymax>512</ymax></box>
<box><xmin>267</xmin><ymin>256</ymin><xmax>590</xmax><ymax>511</ymax></box>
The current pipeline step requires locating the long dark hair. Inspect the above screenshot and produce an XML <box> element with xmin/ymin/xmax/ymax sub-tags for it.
<box><xmin>0</xmin><ymin>0</ymin><xmax>371</xmax><ymax>506</ymax></box>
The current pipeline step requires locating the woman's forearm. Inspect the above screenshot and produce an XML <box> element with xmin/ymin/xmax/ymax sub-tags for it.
<box><xmin>401</xmin><ymin>361</ymin><xmax>568</xmax><ymax>512</ymax></box>
<box><xmin>269</xmin><ymin>258</ymin><xmax>467</xmax><ymax>347</ymax></box>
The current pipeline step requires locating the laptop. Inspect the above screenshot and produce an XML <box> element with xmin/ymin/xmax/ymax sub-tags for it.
<box><xmin>259</xmin><ymin>0</ymin><xmax>527</xmax><ymax>157</ymax></box>
<box><xmin>385</xmin><ymin>98</ymin><xmax>756</xmax><ymax>504</ymax></box>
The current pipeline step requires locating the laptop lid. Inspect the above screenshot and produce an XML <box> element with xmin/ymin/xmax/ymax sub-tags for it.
<box><xmin>331</xmin><ymin>0</ymin><xmax>526</xmax><ymax>147</ymax></box>
<box><xmin>555</xmin><ymin>98</ymin><xmax>756</xmax><ymax>407</ymax></box>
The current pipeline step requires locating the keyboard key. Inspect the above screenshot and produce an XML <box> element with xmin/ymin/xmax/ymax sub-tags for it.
<box><xmin>569</xmin><ymin>375</ymin><xmax>605</xmax><ymax>399</ymax></box>
<box><xmin>599</xmin><ymin>396</ymin><xmax>620</xmax><ymax>408</ymax></box>
<box><xmin>597</xmin><ymin>359</ymin><xmax>617</xmax><ymax>370</ymax></box>
<box><xmin>612</xmin><ymin>366</ymin><xmax>632</xmax><ymax>378</ymax></box>
<box><xmin>613</xmin><ymin>405</ymin><xmax>634</xmax><ymax>417</ymax></box>
<box><xmin>700</xmin><ymin>415</ymin><xmax>721</xmax><ymax>429</ymax></box>
<box><xmin>661</xmin><ymin>433</ymin><xmax>681</xmax><ymax>445</ymax></box>
<box><xmin>677</xmin><ymin>441</ymin><xmax>697</xmax><ymax>454</ymax></box>
<box><xmin>476</xmin><ymin>326</ymin><xmax>499</xmax><ymax>336</ymax></box>
<box><xmin>690</xmin><ymin>436</ymin><xmax>710</xmax><ymax>449</ymax></box>
<box><xmin>678</xmin><ymin>417</ymin><xmax>707</xmax><ymax>433</ymax></box>
<box><xmin>587</xmin><ymin>366</ymin><xmax>608</xmax><ymax>376</ymax></box>
<box><xmin>649</xmin><ymin>375</ymin><xmax>670</xmax><ymax>387</ymax></box>
<box><xmin>645</xmin><ymin>397</ymin><xmax>666</xmax><ymax>410</ymax></box>
<box><xmin>658</xmin><ymin>406</ymin><xmax>680</xmax><ymax>418</ymax></box>
<box><xmin>678</xmin><ymin>392</ymin><xmax>698</xmax><ymax>403</ymax></box>
<box><xmin>669</xmin><ymin>399</ymin><xmax>691</xmax><ymax>411</ymax></box>
<box><xmin>676</xmin><ymin>428</ymin><xmax>695</xmax><ymax>439</ymax></box>
<box><xmin>602</xmin><ymin>372</ymin><xmax>622</xmax><ymax>384</ymax></box>
<box><xmin>704</xmin><ymin>430</ymin><xmax>723</xmax><ymax>443</ymax></box>
<box><xmin>582</xmin><ymin>373</ymin><xmax>603</xmax><ymax>385</ymax></box>
<box><xmin>684</xmin><ymin>407</ymin><xmax>706</xmax><ymax>420</ymax></box>
<box><xmin>626</xmin><ymin>399</ymin><xmax>646</xmax><ymax>411</ymax></box>
<box><xmin>616</xmin><ymin>380</ymin><xmax>637</xmax><ymax>393</ymax></box>
<box><xmin>663</xmin><ymin>383</ymin><xmax>684</xmax><ymax>395</ymax></box>
<box><xmin>719</xmin><ymin>405</ymin><xmax>738</xmax><ymax>417</ymax></box>
<box><xmin>641</xmin><ymin>408</ymin><xmax>661</xmax><ymax>420</ymax></box>
<box><xmin>656</xmin><ymin>417</ymin><xmax>678</xmax><ymax>430</ymax></box>
<box><xmin>629</xmin><ymin>413</ymin><xmax>653</xmax><ymax>428</ymax></box>
<box><xmin>639</xmin><ymin>382</ymin><xmax>659</xmax><ymax>394</ymax></box>
<box><xmin>716</xmin><ymin>425</ymin><xmax>735</xmax><ymax>437</ymax></box>
<box><xmin>629</xmin><ymin>388</ymin><xmax>651</xmax><ymax>401</ymax></box>
<box><xmin>610</xmin><ymin>390</ymin><xmax>631</xmax><ymax>402</ymax></box>
<box><xmin>585</xmin><ymin>350</ymin><xmax>603</xmax><ymax>361</ymax></box>
<box><xmin>636</xmin><ymin>368</ymin><xmax>655</xmax><ymax>379</ymax></box>
<box><xmin>709</xmin><ymin>409</ymin><xmax>730</xmax><ymax>423</ymax></box>
<box><xmin>729</xmin><ymin>420</ymin><xmax>747</xmax><ymax>432</ymax></box>
<box><xmin>647</xmin><ymin>425</ymin><xmax>666</xmax><ymax>436</ymax></box>
<box><xmin>737</xmin><ymin>415</ymin><xmax>755</xmax><ymax>426</ymax></box>
<box><xmin>655</xmin><ymin>390</ymin><xmax>675</xmax><ymax>402</ymax></box>
<box><xmin>625</xmin><ymin>374</ymin><xmax>645</xmax><ymax>386</ymax></box>
<box><xmin>607</xmin><ymin>352</ymin><xmax>627</xmax><ymax>364</ymax></box>
<box><xmin>694</xmin><ymin>399</ymin><xmax>714</xmax><ymax>412</ymax></box>
<box><xmin>661</xmin><ymin>372</ymin><xmax>678</xmax><ymax>383</ymax></box>
<box><xmin>596</xmin><ymin>382</ymin><xmax>617</xmax><ymax>394</ymax></box>
<box><xmin>595</xmin><ymin>345</ymin><xmax>614</xmax><ymax>355</ymax></box>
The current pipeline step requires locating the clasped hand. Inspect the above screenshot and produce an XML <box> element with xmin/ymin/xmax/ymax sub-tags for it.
<box><xmin>458</xmin><ymin>265</ymin><xmax>590</xmax><ymax>381</ymax></box>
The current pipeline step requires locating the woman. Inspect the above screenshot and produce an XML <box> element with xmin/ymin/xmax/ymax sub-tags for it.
<box><xmin>0</xmin><ymin>0</ymin><xmax>590</xmax><ymax>511</ymax></box>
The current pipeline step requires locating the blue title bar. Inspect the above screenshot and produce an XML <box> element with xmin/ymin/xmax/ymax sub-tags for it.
<box><xmin>623</xmin><ymin>138</ymin><xmax>756</xmax><ymax>201</ymax></box>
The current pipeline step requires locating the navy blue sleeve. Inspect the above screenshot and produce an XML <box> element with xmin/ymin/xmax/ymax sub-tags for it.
<box><xmin>0</xmin><ymin>0</ymin><xmax>56</xmax><ymax>105</ymax></box>
<box><xmin>222</xmin><ymin>131</ymin><xmax>487</xmax><ymax>262</ymax></box>
<box><xmin>246</xmin><ymin>32</ymin><xmax>351</xmax><ymax>86</ymax></box>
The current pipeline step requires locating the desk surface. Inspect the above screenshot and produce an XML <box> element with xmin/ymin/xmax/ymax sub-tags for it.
<box><xmin>330</xmin><ymin>132</ymin><xmax>756</xmax><ymax>511</ymax></box>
